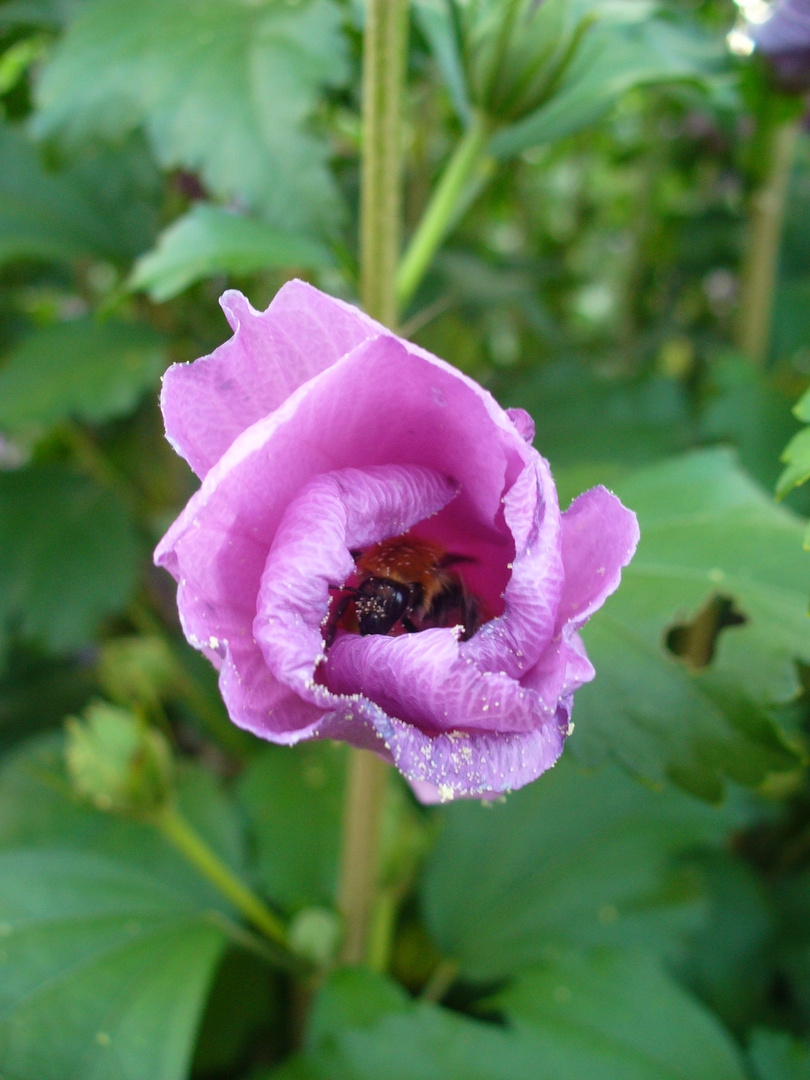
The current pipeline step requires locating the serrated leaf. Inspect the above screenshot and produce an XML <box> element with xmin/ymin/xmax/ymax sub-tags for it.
<box><xmin>0</xmin><ymin>466</ymin><xmax>141</xmax><ymax>661</ymax></box>
<box><xmin>270</xmin><ymin>960</ymin><xmax>746</xmax><ymax>1080</ymax></box>
<box><xmin>130</xmin><ymin>205</ymin><xmax>333</xmax><ymax>302</ymax></box>
<box><xmin>570</xmin><ymin>449</ymin><xmax>806</xmax><ymax>799</ymax></box>
<box><xmin>33</xmin><ymin>0</ymin><xmax>348</xmax><ymax>233</ymax></box>
<box><xmin>0</xmin><ymin>736</ymin><xmax>245</xmax><ymax>1080</ymax></box>
<box><xmin>0</xmin><ymin>119</ymin><xmax>159</xmax><ymax>266</ymax></box>
<box><xmin>236</xmin><ymin>742</ymin><xmax>346</xmax><ymax>915</ymax></box>
<box><xmin>492</xmin><ymin>15</ymin><xmax>721</xmax><ymax>158</ymax></box>
<box><xmin>0</xmin><ymin>319</ymin><xmax>167</xmax><ymax>431</ymax></box>
<box><xmin>748</xmin><ymin>1031</ymin><xmax>810</xmax><ymax>1080</ymax></box>
<box><xmin>777</xmin><ymin>426</ymin><xmax>810</xmax><ymax>500</ymax></box>
<box><xmin>420</xmin><ymin>754</ymin><xmax>747</xmax><ymax>983</ymax></box>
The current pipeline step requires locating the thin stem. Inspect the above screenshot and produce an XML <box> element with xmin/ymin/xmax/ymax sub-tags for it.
<box><xmin>396</xmin><ymin>112</ymin><xmax>491</xmax><ymax>311</ymax></box>
<box><xmin>154</xmin><ymin>801</ymin><xmax>290</xmax><ymax>951</ymax></box>
<box><xmin>337</xmin><ymin>0</ymin><xmax>409</xmax><ymax>967</ymax></box>
<box><xmin>421</xmin><ymin>958</ymin><xmax>459</xmax><ymax>1003</ymax></box>
<box><xmin>737</xmin><ymin>119</ymin><xmax>799</xmax><ymax>365</ymax></box>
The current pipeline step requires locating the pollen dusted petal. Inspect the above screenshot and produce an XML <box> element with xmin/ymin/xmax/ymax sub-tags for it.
<box><xmin>253</xmin><ymin>465</ymin><xmax>458</xmax><ymax>697</ymax></box>
<box><xmin>324</xmin><ymin>626</ymin><xmax>561</xmax><ymax>735</ymax></box>
<box><xmin>155</xmin><ymin>282</ymin><xmax>639</xmax><ymax>802</ymax></box>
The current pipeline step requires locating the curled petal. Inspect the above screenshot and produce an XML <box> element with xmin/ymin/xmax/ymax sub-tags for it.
<box><xmin>254</xmin><ymin>465</ymin><xmax>458</xmax><ymax>695</ymax></box>
<box><xmin>557</xmin><ymin>485</ymin><xmax>640</xmax><ymax>633</ymax></box>
<box><xmin>161</xmin><ymin>281</ymin><xmax>386</xmax><ymax>477</ymax></box>
<box><xmin>325</xmin><ymin>627</ymin><xmax>558</xmax><ymax>734</ymax></box>
<box><xmin>506</xmin><ymin>407</ymin><xmax>535</xmax><ymax>444</ymax></box>
<box><xmin>461</xmin><ymin>452</ymin><xmax>564</xmax><ymax>679</ymax></box>
<box><xmin>314</xmin><ymin>695</ymin><xmax>570</xmax><ymax>800</ymax></box>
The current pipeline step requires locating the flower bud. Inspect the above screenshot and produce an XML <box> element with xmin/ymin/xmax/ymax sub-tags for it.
<box><xmin>65</xmin><ymin>702</ymin><xmax>174</xmax><ymax>816</ymax></box>
<box><xmin>288</xmin><ymin>907</ymin><xmax>343</xmax><ymax>967</ymax></box>
<box><xmin>455</xmin><ymin>0</ymin><xmax>585</xmax><ymax>123</ymax></box>
<box><xmin>98</xmin><ymin>635</ymin><xmax>178</xmax><ymax>709</ymax></box>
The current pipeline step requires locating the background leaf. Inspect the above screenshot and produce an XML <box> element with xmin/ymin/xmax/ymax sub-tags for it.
<box><xmin>130</xmin><ymin>205</ymin><xmax>333</xmax><ymax>302</ymax></box>
<box><xmin>268</xmin><ymin>959</ymin><xmax>746</xmax><ymax>1080</ymax></box>
<box><xmin>0</xmin><ymin>466</ymin><xmax>141</xmax><ymax>664</ymax></box>
<box><xmin>748</xmin><ymin>1030</ymin><xmax>810</xmax><ymax>1080</ymax></box>
<box><xmin>420</xmin><ymin>753</ymin><xmax>748</xmax><ymax>983</ymax></box>
<box><xmin>32</xmin><ymin>0</ymin><xmax>349</xmax><ymax>233</ymax></box>
<box><xmin>568</xmin><ymin>449</ymin><xmax>807</xmax><ymax>799</ymax></box>
<box><xmin>0</xmin><ymin>736</ymin><xmax>243</xmax><ymax>1080</ymax></box>
<box><xmin>237</xmin><ymin>742</ymin><xmax>346</xmax><ymax>915</ymax></box>
<box><xmin>0</xmin><ymin>119</ymin><xmax>159</xmax><ymax>267</ymax></box>
<box><xmin>0</xmin><ymin>318</ymin><xmax>168</xmax><ymax>430</ymax></box>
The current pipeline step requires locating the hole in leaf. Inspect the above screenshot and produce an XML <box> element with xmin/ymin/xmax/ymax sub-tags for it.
<box><xmin>666</xmin><ymin>594</ymin><xmax>747</xmax><ymax>668</ymax></box>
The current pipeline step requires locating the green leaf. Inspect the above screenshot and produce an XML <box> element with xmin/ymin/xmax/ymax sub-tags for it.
<box><xmin>33</xmin><ymin>0</ymin><xmax>348</xmax><ymax>233</ymax></box>
<box><xmin>0</xmin><ymin>736</ymin><xmax>243</xmax><ymax>1080</ymax></box>
<box><xmin>748</xmin><ymin>1030</ymin><xmax>810</xmax><ymax>1080</ymax></box>
<box><xmin>486</xmin><ymin>950</ymin><xmax>747</xmax><ymax>1080</ymax></box>
<box><xmin>0</xmin><ymin>466</ymin><xmax>141</xmax><ymax>661</ymax></box>
<box><xmin>420</xmin><ymin>753</ymin><xmax>747</xmax><ymax>983</ymax></box>
<box><xmin>0</xmin><ymin>319</ymin><xmax>167</xmax><ymax>431</ymax></box>
<box><xmin>130</xmin><ymin>205</ymin><xmax>333</xmax><ymax>302</ymax></box>
<box><xmin>778</xmin><ymin>425</ymin><xmax>810</xmax><ymax>503</ymax></box>
<box><xmin>571</xmin><ymin>449</ymin><xmax>807</xmax><ymax>799</ymax></box>
<box><xmin>237</xmin><ymin>742</ymin><xmax>346</xmax><ymax>915</ymax></box>
<box><xmin>675</xmin><ymin>853</ymin><xmax>775</xmax><ymax>1034</ymax></box>
<box><xmin>0</xmin><ymin>119</ymin><xmax>159</xmax><ymax>266</ymax></box>
<box><xmin>270</xmin><ymin>959</ymin><xmax>746</xmax><ymax>1080</ymax></box>
<box><xmin>492</xmin><ymin>15</ymin><xmax>721</xmax><ymax>158</ymax></box>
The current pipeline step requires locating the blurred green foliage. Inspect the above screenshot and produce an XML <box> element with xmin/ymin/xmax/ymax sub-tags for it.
<box><xmin>2</xmin><ymin>0</ymin><xmax>810</xmax><ymax>1077</ymax></box>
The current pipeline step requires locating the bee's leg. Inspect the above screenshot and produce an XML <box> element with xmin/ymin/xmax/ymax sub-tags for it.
<box><xmin>324</xmin><ymin>590</ymin><xmax>355</xmax><ymax>647</ymax></box>
<box><xmin>460</xmin><ymin>592</ymin><xmax>481</xmax><ymax>640</ymax></box>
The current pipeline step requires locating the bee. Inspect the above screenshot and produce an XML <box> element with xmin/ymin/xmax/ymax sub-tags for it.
<box><xmin>325</xmin><ymin>537</ymin><xmax>481</xmax><ymax>646</ymax></box>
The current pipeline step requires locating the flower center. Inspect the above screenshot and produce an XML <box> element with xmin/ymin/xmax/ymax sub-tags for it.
<box><xmin>324</xmin><ymin>535</ymin><xmax>485</xmax><ymax>645</ymax></box>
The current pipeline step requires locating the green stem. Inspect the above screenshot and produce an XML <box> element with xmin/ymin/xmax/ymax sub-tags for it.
<box><xmin>737</xmin><ymin>119</ymin><xmax>799</xmax><ymax>365</ymax></box>
<box><xmin>154</xmin><ymin>801</ymin><xmax>289</xmax><ymax>950</ymax></box>
<box><xmin>336</xmin><ymin>0</ymin><xmax>409</xmax><ymax>967</ymax></box>
<box><xmin>396</xmin><ymin>112</ymin><xmax>491</xmax><ymax>311</ymax></box>
<box><xmin>359</xmin><ymin>0</ymin><xmax>409</xmax><ymax>329</ymax></box>
<box><xmin>338</xmin><ymin>750</ymin><xmax>389</xmax><ymax>964</ymax></box>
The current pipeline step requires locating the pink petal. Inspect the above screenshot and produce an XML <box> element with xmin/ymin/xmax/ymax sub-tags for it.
<box><xmin>254</xmin><ymin>465</ymin><xmax>458</xmax><ymax>697</ymax></box>
<box><xmin>506</xmin><ymin>407</ymin><xmax>535</xmax><ymax>444</ymax></box>
<box><xmin>459</xmin><ymin>452</ymin><xmax>564</xmax><ymax>680</ymax></box>
<box><xmin>312</xmin><ymin>694</ymin><xmax>570</xmax><ymax>800</ymax></box>
<box><xmin>324</xmin><ymin>627</ymin><xmax>559</xmax><ymax>734</ymax></box>
<box><xmin>557</xmin><ymin>485</ymin><xmax>640</xmax><ymax>632</ymax></box>
<box><xmin>160</xmin><ymin>280</ymin><xmax>387</xmax><ymax>478</ymax></box>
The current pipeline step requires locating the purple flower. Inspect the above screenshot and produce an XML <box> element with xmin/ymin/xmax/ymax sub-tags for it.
<box><xmin>155</xmin><ymin>282</ymin><xmax>638</xmax><ymax>802</ymax></box>
<box><xmin>751</xmin><ymin>0</ymin><xmax>810</xmax><ymax>93</ymax></box>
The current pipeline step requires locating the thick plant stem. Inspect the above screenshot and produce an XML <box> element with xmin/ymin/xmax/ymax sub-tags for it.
<box><xmin>396</xmin><ymin>112</ymin><xmax>491</xmax><ymax>311</ymax></box>
<box><xmin>154</xmin><ymin>802</ymin><xmax>289</xmax><ymax>950</ymax></box>
<box><xmin>337</xmin><ymin>750</ymin><xmax>389</xmax><ymax>964</ymax></box>
<box><xmin>337</xmin><ymin>0</ymin><xmax>408</xmax><ymax>967</ymax></box>
<box><xmin>359</xmin><ymin>0</ymin><xmax>409</xmax><ymax>329</ymax></box>
<box><xmin>738</xmin><ymin>120</ymin><xmax>799</xmax><ymax>365</ymax></box>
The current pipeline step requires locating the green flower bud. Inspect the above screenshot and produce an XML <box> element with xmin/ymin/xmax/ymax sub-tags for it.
<box><xmin>454</xmin><ymin>0</ymin><xmax>587</xmax><ymax>123</ymax></box>
<box><xmin>65</xmin><ymin>701</ymin><xmax>174</xmax><ymax>816</ymax></box>
<box><xmin>288</xmin><ymin>907</ymin><xmax>343</xmax><ymax>968</ymax></box>
<box><xmin>98</xmin><ymin>635</ymin><xmax>178</xmax><ymax>710</ymax></box>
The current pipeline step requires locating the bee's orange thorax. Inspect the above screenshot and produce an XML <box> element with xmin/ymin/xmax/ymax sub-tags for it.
<box><xmin>355</xmin><ymin>538</ymin><xmax>450</xmax><ymax>608</ymax></box>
